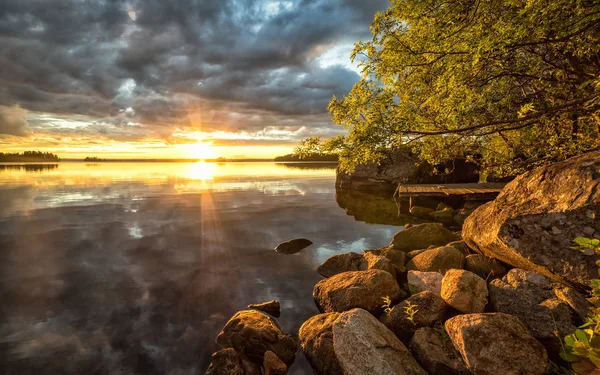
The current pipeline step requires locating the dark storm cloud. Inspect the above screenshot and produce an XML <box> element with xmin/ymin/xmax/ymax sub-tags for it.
<box><xmin>0</xmin><ymin>0</ymin><xmax>389</xmax><ymax>141</ymax></box>
<box><xmin>0</xmin><ymin>106</ymin><xmax>31</xmax><ymax>136</ymax></box>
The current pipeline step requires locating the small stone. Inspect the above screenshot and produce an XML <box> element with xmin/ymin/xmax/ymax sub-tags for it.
<box><xmin>263</xmin><ymin>350</ymin><xmax>287</xmax><ymax>375</ymax></box>
<box><xmin>583</xmin><ymin>226</ymin><xmax>595</xmax><ymax>236</ymax></box>
<box><xmin>551</xmin><ymin>226</ymin><xmax>562</xmax><ymax>235</ymax></box>
<box><xmin>441</xmin><ymin>269</ymin><xmax>488</xmax><ymax>313</ymax></box>
<box><xmin>248</xmin><ymin>300</ymin><xmax>281</xmax><ymax>318</ymax></box>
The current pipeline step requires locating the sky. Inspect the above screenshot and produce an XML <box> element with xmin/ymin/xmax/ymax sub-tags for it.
<box><xmin>0</xmin><ymin>0</ymin><xmax>389</xmax><ymax>159</ymax></box>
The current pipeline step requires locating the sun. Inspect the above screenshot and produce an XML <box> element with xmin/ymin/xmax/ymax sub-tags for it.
<box><xmin>186</xmin><ymin>141</ymin><xmax>216</xmax><ymax>160</ymax></box>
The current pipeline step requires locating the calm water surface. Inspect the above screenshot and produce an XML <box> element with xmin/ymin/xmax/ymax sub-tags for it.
<box><xmin>0</xmin><ymin>162</ymin><xmax>402</xmax><ymax>375</ymax></box>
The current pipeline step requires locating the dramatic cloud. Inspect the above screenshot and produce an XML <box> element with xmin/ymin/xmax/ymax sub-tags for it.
<box><xmin>0</xmin><ymin>0</ymin><xmax>389</xmax><ymax>154</ymax></box>
<box><xmin>0</xmin><ymin>106</ymin><xmax>31</xmax><ymax>136</ymax></box>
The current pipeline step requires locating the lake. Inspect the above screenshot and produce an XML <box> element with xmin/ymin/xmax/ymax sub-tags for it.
<box><xmin>0</xmin><ymin>162</ymin><xmax>404</xmax><ymax>374</ymax></box>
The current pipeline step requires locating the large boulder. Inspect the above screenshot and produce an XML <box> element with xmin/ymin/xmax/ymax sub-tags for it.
<box><xmin>463</xmin><ymin>151</ymin><xmax>600</xmax><ymax>287</ymax></box>
<box><xmin>333</xmin><ymin>309</ymin><xmax>427</xmax><ymax>375</ymax></box>
<box><xmin>298</xmin><ymin>313</ymin><xmax>344</xmax><ymax>375</ymax></box>
<box><xmin>488</xmin><ymin>269</ymin><xmax>577</xmax><ymax>357</ymax></box>
<box><xmin>392</xmin><ymin>223</ymin><xmax>459</xmax><ymax>252</ymax></box>
<box><xmin>216</xmin><ymin>310</ymin><xmax>297</xmax><ymax>366</ymax></box>
<box><xmin>445</xmin><ymin>313</ymin><xmax>548</xmax><ymax>375</ymax></box>
<box><xmin>407</xmin><ymin>271</ymin><xmax>443</xmax><ymax>296</ymax></box>
<box><xmin>317</xmin><ymin>252</ymin><xmax>366</xmax><ymax>278</ymax></box>
<box><xmin>205</xmin><ymin>348</ymin><xmax>245</xmax><ymax>375</ymax></box>
<box><xmin>409</xmin><ymin>327</ymin><xmax>469</xmax><ymax>375</ymax></box>
<box><xmin>380</xmin><ymin>291</ymin><xmax>447</xmax><ymax>341</ymax></box>
<box><xmin>406</xmin><ymin>246</ymin><xmax>464</xmax><ymax>274</ymax></box>
<box><xmin>313</xmin><ymin>270</ymin><xmax>403</xmax><ymax>314</ymax></box>
<box><xmin>441</xmin><ymin>269</ymin><xmax>488</xmax><ymax>313</ymax></box>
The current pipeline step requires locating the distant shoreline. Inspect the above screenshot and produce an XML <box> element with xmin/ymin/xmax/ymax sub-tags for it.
<box><xmin>0</xmin><ymin>159</ymin><xmax>340</xmax><ymax>163</ymax></box>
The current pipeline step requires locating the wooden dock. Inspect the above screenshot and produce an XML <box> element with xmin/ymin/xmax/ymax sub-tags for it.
<box><xmin>394</xmin><ymin>183</ymin><xmax>506</xmax><ymax>198</ymax></box>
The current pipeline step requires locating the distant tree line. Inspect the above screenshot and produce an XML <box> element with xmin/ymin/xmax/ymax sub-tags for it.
<box><xmin>84</xmin><ymin>157</ymin><xmax>106</xmax><ymax>162</ymax></box>
<box><xmin>0</xmin><ymin>151</ymin><xmax>60</xmax><ymax>162</ymax></box>
<box><xmin>274</xmin><ymin>153</ymin><xmax>339</xmax><ymax>162</ymax></box>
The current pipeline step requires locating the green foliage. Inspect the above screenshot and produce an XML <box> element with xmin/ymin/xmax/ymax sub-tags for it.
<box><xmin>403</xmin><ymin>301</ymin><xmax>419</xmax><ymax>327</ymax></box>
<box><xmin>0</xmin><ymin>151</ymin><xmax>60</xmax><ymax>162</ymax></box>
<box><xmin>296</xmin><ymin>0</ymin><xmax>600</xmax><ymax>176</ymax></box>
<box><xmin>561</xmin><ymin>237</ymin><xmax>600</xmax><ymax>374</ymax></box>
<box><xmin>382</xmin><ymin>296</ymin><xmax>393</xmax><ymax>315</ymax></box>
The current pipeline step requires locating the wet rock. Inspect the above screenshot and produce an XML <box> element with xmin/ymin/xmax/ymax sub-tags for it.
<box><xmin>363</xmin><ymin>250</ymin><xmax>396</xmax><ymax>277</ymax></box>
<box><xmin>274</xmin><ymin>238</ymin><xmax>313</xmax><ymax>254</ymax></box>
<box><xmin>263</xmin><ymin>350</ymin><xmax>287</xmax><ymax>375</ymax></box>
<box><xmin>463</xmin><ymin>151</ymin><xmax>600</xmax><ymax>287</ymax></box>
<box><xmin>216</xmin><ymin>310</ymin><xmax>297</xmax><ymax>366</ymax></box>
<box><xmin>409</xmin><ymin>327</ymin><xmax>469</xmax><ymax>375</ymax></box>
<box><xmin>445</xmin><ymin>313</ymin><xmax>548</xmax><ymax>375</ymax></box>
<box><xmin>205</xmin><ymin>348</ymin><xmax>244</xmax><ymax>375</ymax></box>
<box><xmin>317</xmin><ymin>252</ymin><xmax>366</xmax><ymax>278</ymax></box>
<box><xmin>407</xmin><ymin>270</ymin><xmax>443</xmax><ymax>296</ymax></box>
<box><xmin>488</xmin><ymin>269</ymin><xmax>577</xmax><ymax>358</ymax></box>
<box><xmin>410</xmin><ymin>206</ymin><xmax>434</xmax><ymax>218</ymax></box>
<box><xmin>429</xmin><ymin>208</ymin><xmax>456</xmax><ymax>224</ymax></box>
<box><xmin>313</xmin><ymin>270</ymin><xmax>403</xmax><ymax>314</ymax></box>
<box><xmin>554</xmin><ymin>286</ymin><xmax>591</xmax><ymax>320</ymax></box>
<box><xmin>248</xmin><ymin>300</ymin><xmax>281</xmax><ymax>318</ymax></box>
<box><xmin>441</xmin><ymin>269</ymin><xmax>488</xmax><ymax>313</ymax></box>
<box><xmin>391</xmin><ymin>223</ymin><xmax>459</xmax><ymax>252</ymax></box>
<box><xmin>380</xmin><ymin>291</ymin><xmax>447</xmax><ymax>341</ymax></box>
<box><xmin>406</xmin><ymin>246</ymin><xmax>464</xmax><ymax>274</ymax></box>
<box><xmin>464</xmin><ymin>254</ymin><xmax>506</xmax><ymax>279</ymax></box>
<box><xmin>333</xmin><ymin>308</ymin><xmax>427</xmax><ymax>375</ymax></box>
<box><xmin>298</xmin><ymin>313</ymin><xmax>344</xmax><ymax>375</ymax></box>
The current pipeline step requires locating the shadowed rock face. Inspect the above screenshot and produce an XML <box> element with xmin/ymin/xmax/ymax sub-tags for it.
<box><xmin>298</xmin><ymin>313</ymin><xmax>344</xmax><ymax>375</ymax></box>
<box><xmin>463</xmin><ymin>150</ymin><xmax>600</xmax><ymax>287</ymax></box>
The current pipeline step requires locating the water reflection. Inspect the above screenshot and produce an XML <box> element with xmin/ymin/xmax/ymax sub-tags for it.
<box><xmin>0</xmin><ymin>162</ymin><xmax>400</xmax><ymax>375</ymax></box>
<box><xmin>0</xmin><ymin>164</ymin><xmax>59</xmax><ymax>172</ymax></box>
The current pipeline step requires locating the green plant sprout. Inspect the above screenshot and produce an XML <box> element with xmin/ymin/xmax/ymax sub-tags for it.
<box><xmin>381</xmin><ymin>296</ymin><xmax>393</xmax><ymax>315</ymax></box>
<box><xmin>403</xmin><ymin>301</ymin><xmax>419</xmax><ymax>327</ymax></box>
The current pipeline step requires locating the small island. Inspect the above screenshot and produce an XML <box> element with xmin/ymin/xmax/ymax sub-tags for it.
<box><xmin>83</xmin><ymin>157</ymin><xmax>107</xmax><ymax>162</ymax></box>
<box><xmin>0</xmin><ymin>151</ymin><xmax>60</xmax><ymax>162</ymax></box>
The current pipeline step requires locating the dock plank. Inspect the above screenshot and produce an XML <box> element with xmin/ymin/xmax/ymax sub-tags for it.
<box><xmin>395</xmin><ymin>183</ymin><xmax>505</xmax><ymax>197</ymax></box>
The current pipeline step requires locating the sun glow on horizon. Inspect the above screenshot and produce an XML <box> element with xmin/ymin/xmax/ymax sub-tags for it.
<box><xmin>184</xmin><ymin>141</ymin><xmax>217</xmax><ymax>160</ymax></box>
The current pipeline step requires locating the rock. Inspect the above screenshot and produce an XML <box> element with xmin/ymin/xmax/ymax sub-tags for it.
<box><xmin>446</xmin><ymin>313</ymin><xmax>548</xmax><ymax>375</ymax></box>
<box><xmin>429</xmin><ymin>208</ymin><xmax>456</xmax><ymax>224</ymax></box>
<box><xmin>333</xmin><ymin>308</ymin><xmax>427</xmax><ymax>375</ymax></box>
<box><xmin>391</xmin><ymin>223</ymin><xmax>459</xmax><ymax>252</ymax></box>
<box><xmin>242</xmin><ymin>360</ymin><xmax>262</xmax><ymax>375</ymax></box>
<box><xmin>406</xmin><ymin>246</ymin><xmax>464</xmax><ymax>274</ymax></box>
<box><xmin>205</xmin><ymin>348</ymin><xmax>244</xmax><ymax>375</ymax></box>
<box><xmin>274</xmin><ymin>238</ymin><xmax>313</xmax><ymax>254</ymax></box>
<box><xmin>410</xmin><ymin>206</ymin><xmax>435</xmax><ymax>218</ymax></box>
<box><xmin>464</xmin><ymin>254</ymin><xmax>506</xmax><ymax>279</ymax></box>
<box><xmin>441</xmin><ymin>269</ymin><xmax>488</xmax><ymax>313</ymax></box>
<box><xmin>488</xmin><ymin>269</ymin><xmax>577</xmax><ymax>358</ymax></box>
<box><xmin>313</xmin><ymin>270</ymin><xmax>403</xmax><ymax>314</ymax></box>
<box><xmin>378</xmin><ymin>245</ymin><xmax>407</xmax><ymax>272</ymax></box>
<box><xmin>380</xmin><ymin>291</ymin><xmax>447</xmax><ymax>341</ymax></box>
<box><xmin>407</xmin><ymin>270</ymin><xmax>443</xmax><ymax>296</ymax></box>
<box><xmin>317</xmin><ymin>252</ymin><xmax>366</xmax><ymax>278</ymax></box>
<box><xmin>436</xmin><ymin>202</ymin><xmax>453</xmax><ymax>211</ymax></box>
<box><xmin>248</xmin><ymin>300</ymin><xmax>281</xmax><ymax>318</ymax></box>
<box><xmin>463</xmin><ymin>151</ymin><xmax>600</xmax><ymax>287</ymax></box>
<box><xmin>363</xmin><ymin>250</ymin><xmax>396</xmax><ymax>277</ymax></box>
<box><xmin>216</xmin><ymin>310</ymin><xmax>297</xmax><ymax>366</ymax></box>
<box><xmin>446</xmin><ymin>240</ymin><xmax>470</xmax><ymax>255</ymax></box>
<box><xmin>263</xmin><ymin>350</ymin><xmax>287</xmax><ymax>375</ymax></box>
<box><xmin>409</xmin><ymin>327</ymin><xmax>469</xmax><ymax>375</ymax></box>
<box><xmin>406</xmin><ymin>249</ymin><xmax>427</xmax><ymax>259</ymax></box>
<box><xmin>453</xmin><ymin>208</ymin><xmax>473</xmax><ymax>227</ymax></box>
<box><xmin>554</xmin><ymin>286</ymin><xmax>591</xmax><ymax>320</ymax></box>
<box><xmin>298</xmin><ymin>313</ymin><xmax>343</xmax><ymax>375</ymax></box>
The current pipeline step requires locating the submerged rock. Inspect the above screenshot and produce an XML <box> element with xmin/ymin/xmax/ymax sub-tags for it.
<box><xmin>298</xmin><ymin>313</ymin><xmax>344</xmax><ymax>375</ymax></box>
<box><xmin>216</xmin><ymin>310</ymin><xmax>297</xmax><ymax>366</ymax></box>
<box><xmin>441</xmin><ymin>269</ymin><xmax>488</xmax><ymax>313</ymax></box>
<box><xmin>333</xmin><ymin>309</ymin><xmax>427</xmax><ymax>375</ymax></box>
<box><xmin>463</xmin><ymin>150</ymin><xmax>600</xmax><ymax>287</ymax></box>
<box><xmin>313</xmin><ymin>270</ymin><xmax>403</xmax><ymax>314</ymax></box>
<box><xmin>409</xmin><ymin>327</ymin><xmax>469</xmax><ymax>375</ymax></box>
<box><xmin>248</xmin><ymin>300</ymin><xmax>281</xmax><ymax>318</ymax></box>
<box><xmin>274</xmin><ymin>238</ymin><xmax>313</xmax><ymax>254</ymax></box>
<box><xmin>391</xmin><ymin>223</ymin><xmax>459</xmax><ymax>252</ymax></box>
<box><xmin>445</xmin><ymin>313</ymin><xmax>548</xmax><ymax>375</ymax></box>
<box><xmin>406</xmin><ymin>246</ymin><xmax>464</xmax><ymax>274</ymax></box>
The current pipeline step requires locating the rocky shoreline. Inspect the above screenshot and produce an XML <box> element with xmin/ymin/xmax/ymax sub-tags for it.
<box><xmin>205</xmin><ymin>151</ymin><xmax>600</xmax><ymax>375</ymax></box>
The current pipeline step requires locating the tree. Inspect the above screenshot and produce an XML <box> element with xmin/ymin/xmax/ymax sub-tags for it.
<box><xmin>297</xmin><ymin>0</ymin><xmax>600</xmax><ymax>177</ymax></box>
